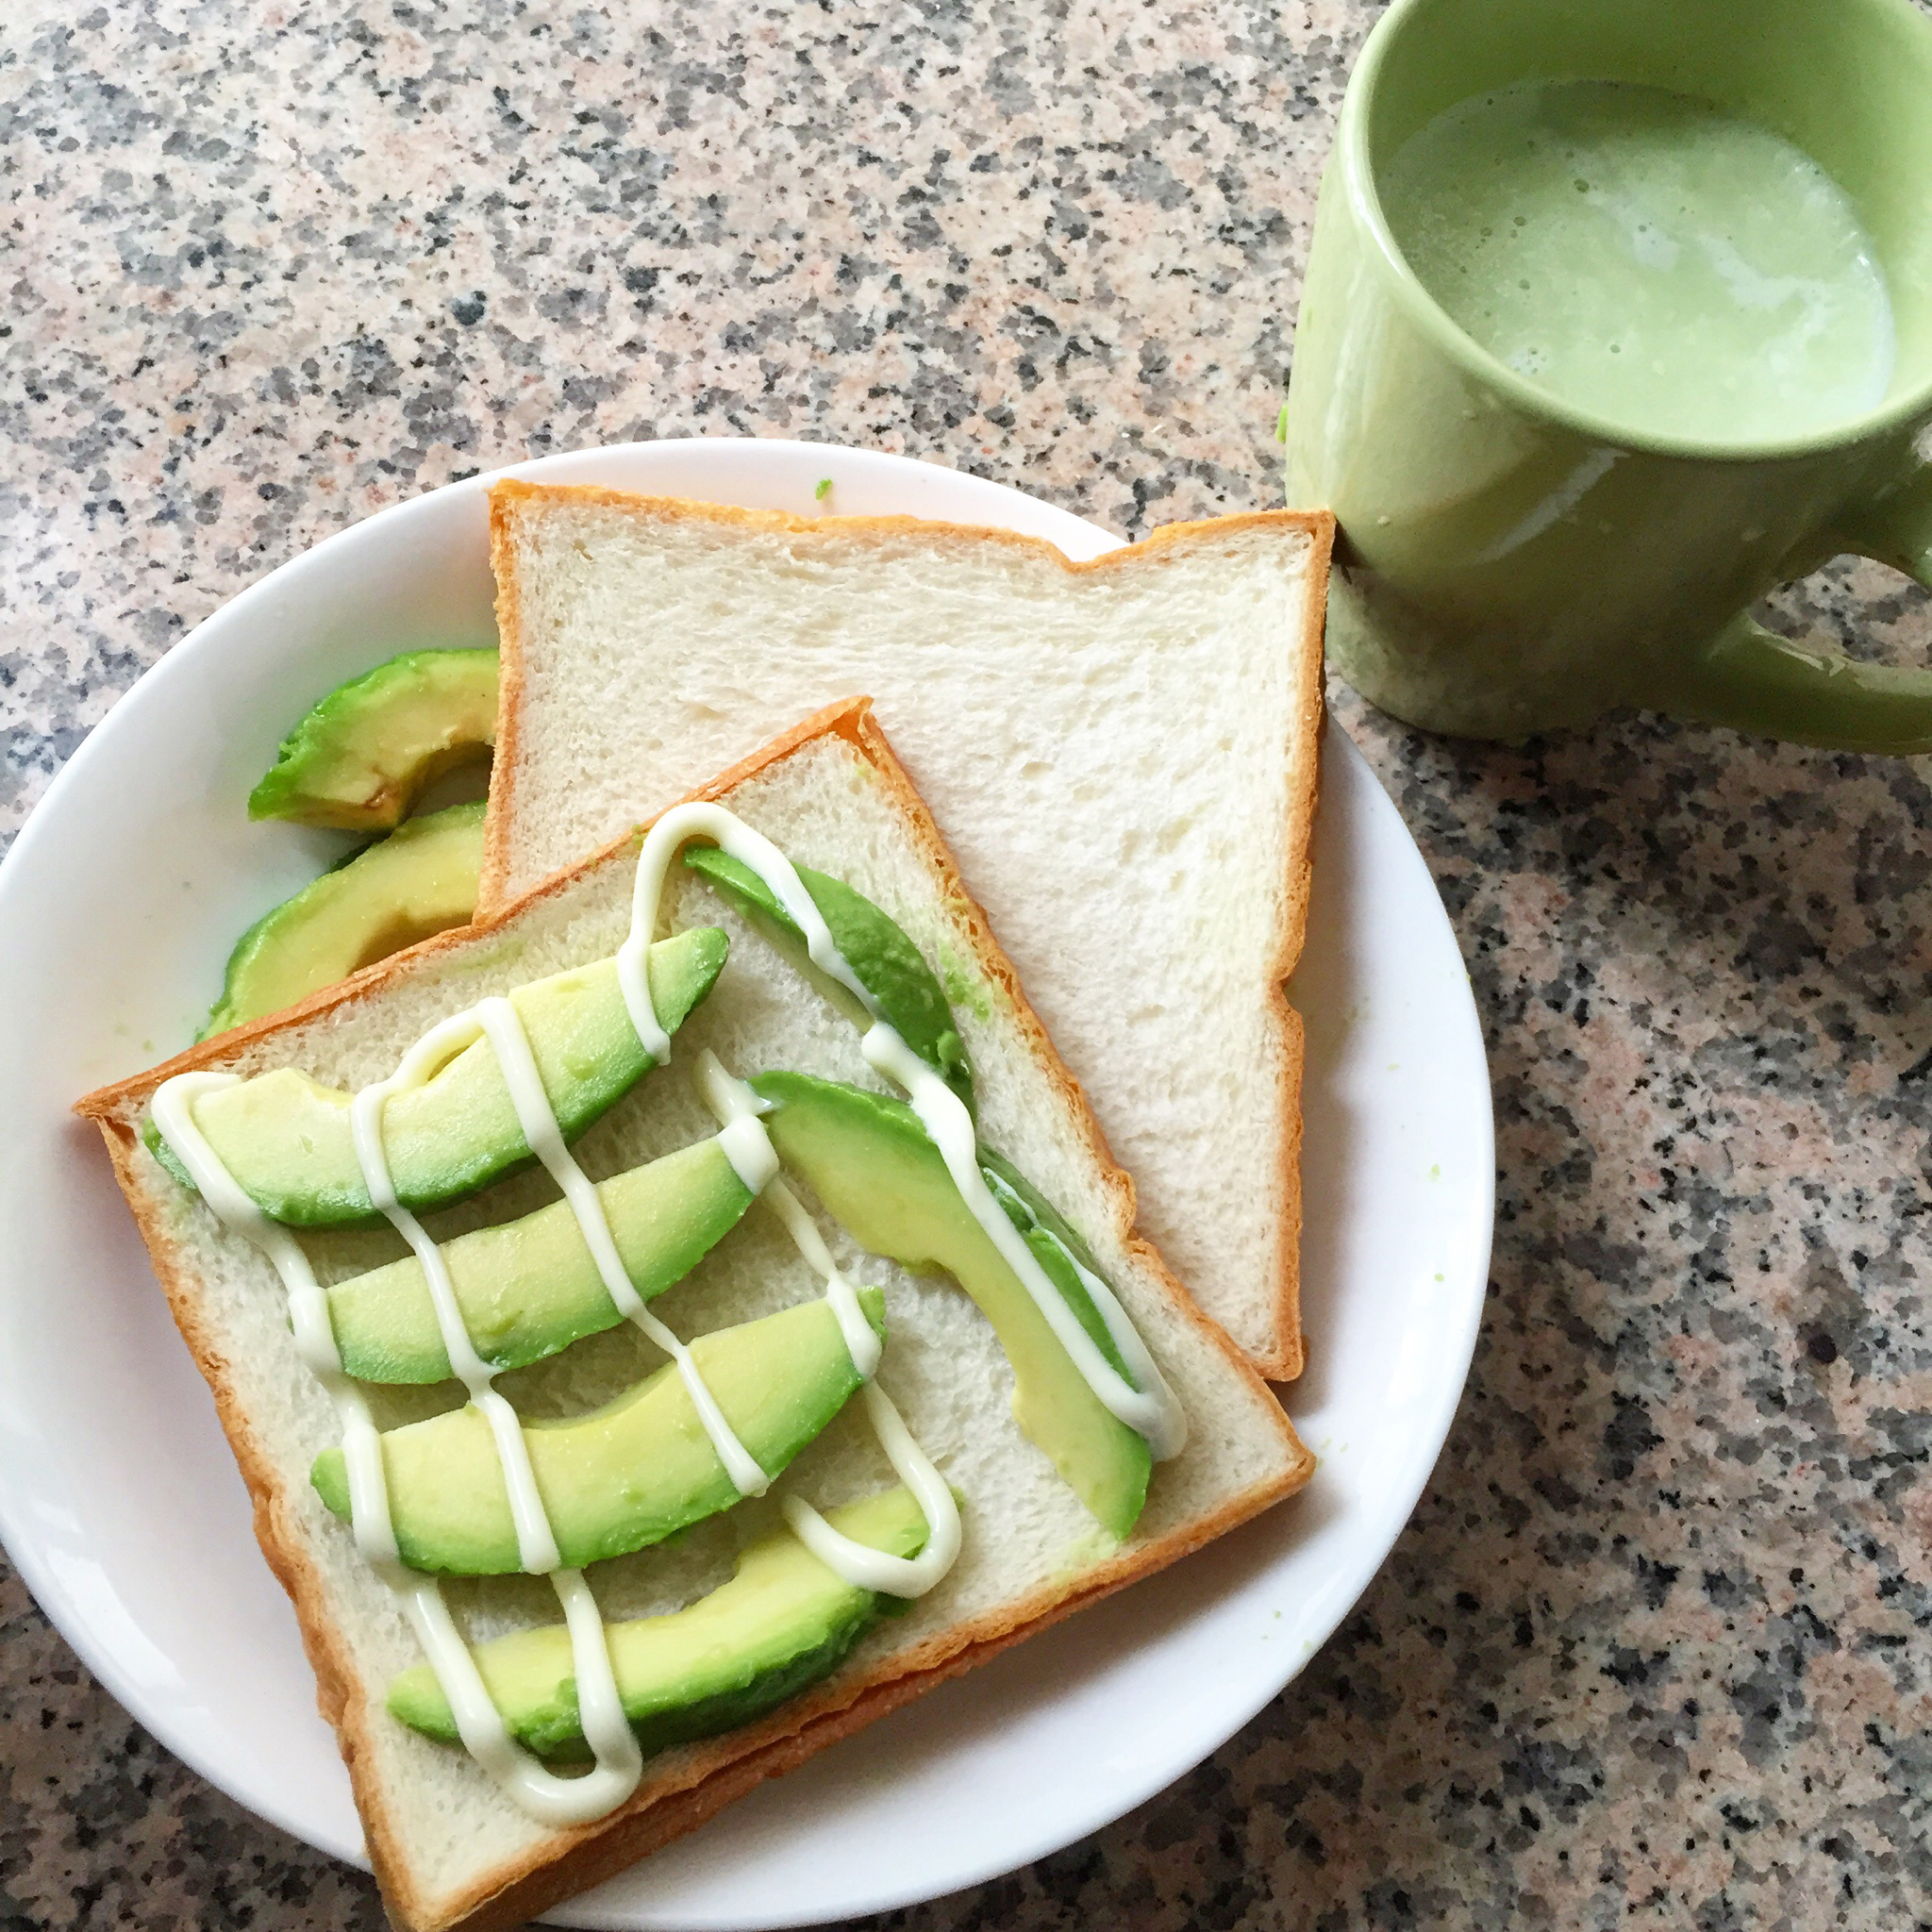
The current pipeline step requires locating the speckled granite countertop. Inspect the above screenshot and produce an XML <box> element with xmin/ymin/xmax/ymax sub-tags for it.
<box><xmin>5</xmin><ymin>2</ymin><xmax>1930</xmax><ymax>1926</ymax></box>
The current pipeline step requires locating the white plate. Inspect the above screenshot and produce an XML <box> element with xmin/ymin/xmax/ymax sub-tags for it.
<box><xmin>0</xmin><ymin>440</ymin><xmax>1492</xmax><ymax>1929</ymax></box>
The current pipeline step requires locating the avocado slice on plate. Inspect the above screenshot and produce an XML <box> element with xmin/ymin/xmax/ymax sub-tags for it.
<box><xmin>202</xmin><ymin>801</ymin><xmax>486</xmax><ymax>1040</ymax></box>
<box><xmin>148</xmin><ymin>927</ymin><xmax>727</xmax><ymax>1227</ymax></box>
<box><xmin>751</xmin><ymin>1072</ymin><xmax>1150</xmax><ymax>1540</ymax></box>
<box><xmin>311</xmin><ymin>1289</ymin><xmax>886</xmax><ymax>1574</ymax></box>
<box><xmin>248</xmin><ymin>648</ymin><xmax>498</xmax><ymax>831</ymax></box>
<box><xmin>683</xmin><ymin>847</ymin><xmax>974</xmax><ymax>1114</ymax></box>
<box><xmin>387</xmin><ymin>1486</ymin><xmax>935</xmax><ymax>1759</ymax></box>
<box><xmin>326</xmin><ymin>1135</ymin><xmax>758</xmax><ymax>1383</ymax></box>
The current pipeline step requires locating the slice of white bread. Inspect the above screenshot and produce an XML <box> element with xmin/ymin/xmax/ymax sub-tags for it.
<box><xmin>483</xmin><ymin>487</ymin><xmax>1333</xmax><ymax>1378</ymax></box>
<box><xmin>77</xmin><ymin>699</ymin><xmax>1314</xmax><ymax>1932</ymax></box>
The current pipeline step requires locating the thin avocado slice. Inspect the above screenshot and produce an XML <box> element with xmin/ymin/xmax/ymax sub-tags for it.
<box><xmin>248</xmin><ymin>648</ymin><xmax>498</xmax><ymax>831</ymax></box>
<box><xmin>327</xmin><ymin>1136</ymin><xmax>758</xmax><ymax>1383</ymax></box>
<box><xmin>202</xmin><ymin>802</ymin><xmax>486</xmax><ymax>1040</ymax></box>
<box><xmin>387</xmin><ymin>1487</ymin><xmax>934</xmax><ymax>1759</ymax></box>
<box><xmin>683</xmin><ymin>847</ymin><xmax>974</xmax><ymax>1114</ymax></box>
<box><xmin>147</xmin><ymin>928</ymin><xmax>727</xmax><ymax>1227</ymax></box>
<box><xmin>978</xmin><ymin>1146</ymin><xmax>1109</xmax><ymax>1279</ymax></box>
<box><xmin>311</xmin><ymin>1289</ymin><xmax>885</xmax><ymax>1574</ymax></box>
<box><xmin>751</xmin><ymin>1073</ymin><xmax>1150</xmax><ymax>1539</ymax></box>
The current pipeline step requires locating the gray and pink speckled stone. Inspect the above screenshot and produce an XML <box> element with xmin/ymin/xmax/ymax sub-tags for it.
<box><xmin>4</xmin><ymin>3</ymin><xmax>1931</xmax><ymax>1927</ymax></box>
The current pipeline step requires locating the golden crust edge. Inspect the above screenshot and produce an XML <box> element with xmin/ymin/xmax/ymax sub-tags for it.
<box><xmin>76</xmin><ymin>697</ymin><xmax>1313</xmax><ymax>1931</ymax></box>
<box><xmin>481</xmin><ymin>475</ymin><xmax>1332</xmax><ymax>582</ymax></box>
<box><xmin>1258</xmin><ymin>509</ymin><xmax>1334</xmax><ymax>1383</ymax></box>
<box><xmin>478</xmin><ymin>483</ymin><xmax>531</xmax><ymax>919</ymax></box>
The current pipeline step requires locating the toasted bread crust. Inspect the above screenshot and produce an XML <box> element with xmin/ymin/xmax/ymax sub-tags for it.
<box><xmin>481</xmin><ymin>484</ymin><xmax>1334</xmax><ymax>1379</ymax></box>
<box><xmin>77</xmin><ymin>699</ymin><xmax>1312</xmax><ymax>1932</ymax></box>
<box><xmin>1266</xmin><ymin>511</ymin><xmax>1333</xmax><ymax>1383</ymax></box>
<box><xmin>480</xmin><ymin>484</ymin><xmax>531</xmax><ymax>941</ymax></box>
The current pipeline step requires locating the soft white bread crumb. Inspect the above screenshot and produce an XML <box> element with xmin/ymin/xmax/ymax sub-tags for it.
<box><xmin>78</xmin><ymin>702</ymin><xmax>1312</xmax><ymax>1932</ymax></box>
<box><xmin>484</xmin><ymin>491</ymin><xmax>1332</xmax><ymax>1378</ymax></box>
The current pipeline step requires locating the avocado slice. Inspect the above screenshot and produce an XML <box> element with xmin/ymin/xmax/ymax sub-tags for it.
<box><xmin>387</xmin><ymin>1486</ymin><xmax>934</xmax><ymax>1760</ymax></box>
<box><xmin>311</xmin><ymin>1288</ymin><xmax>885</xmax><ymax>1574</ymax></box>
<box><xmin>248</xmin><ymin>649</ymin><xmax>498</xmax><ymax>831</ymax></box>
<box><xmin>326</xmin><ymin>1136</ymin><xmax>758</xmax><ymax>1383</ymax></box>
<box><xmin>683</xmin><ymin>847</ymin><xmax>973</xmax><ymax>1114</ymax></box>
<box><xmin>148</xmin><ymin>927</ymin><xmax>727</xmax><ymax>1227</ymax></box>
<box><xmin>751</xmin><ymin>1074</ymin><xmax>1150</xmax><ymax>1539</ymax></box>
<box><xmin>202</xmin><ymin>802</ymin><xmax>485</xmax><ymax>1040</ymax></box>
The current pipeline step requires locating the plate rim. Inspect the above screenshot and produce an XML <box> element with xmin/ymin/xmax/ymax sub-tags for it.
<box><xmin>0</xmin><ymin>436</ymin><xmax>1493</xmax><ymax>1927</ymax></box>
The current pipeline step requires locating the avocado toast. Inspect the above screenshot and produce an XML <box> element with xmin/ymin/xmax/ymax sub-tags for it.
<box><xmin>77</xmin><ymin>699</ymin><xmax>1312</xmax><ymax>1932</ymax></box>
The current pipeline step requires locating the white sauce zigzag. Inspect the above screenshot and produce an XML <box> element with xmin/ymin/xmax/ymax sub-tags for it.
<box><xmin>154</xmin><ymin>1067</ymin><xmax>641</xmax><ymax>1826</ymax></box>
<box><xmin>691</xmin><ymin>1048</ymin><xmax>958</xmax><ymax>1597</ymax></box>
<box><xmin>627</xmin><ymin>802</ymin><xmax>1187</xmax><ymax>1459</ymax></box>
<box><xmin>150</xmin><ymin>798</ymin><xmax>1179</xmax><ymax>1821</ymax></box>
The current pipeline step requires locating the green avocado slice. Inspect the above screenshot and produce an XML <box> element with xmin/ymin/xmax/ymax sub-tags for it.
<box><xmin>147</xmin><ymin>927</ymin><xmax>727</xmax><ymax>1227</ymax></box>
<box><xmin>683</xmin><ymin>847</ymin><xmax>974</xmax><ymax>1114</ymax></box>
<box><xmin>248</xmin><ymin>648</ymin><xmax>499</xmax><ymax>831</ymax></box>
<box><xmin>202</xmin><ymin>802</ymin><xmax>485</xmax><ymax>1041</ymax></box>
<box><xmin>751</xmin><ymin>1073</ymin><xmax>1150</xmax><ymax>1540</ymax></box>
<box><xmin>387</xmin><ymin>1486</ymin><xmax>934</xmax><ymax>1760</ymax></box>
<box><xmin>326</xmin><ymin>1136</ymin><xmax>758</xmax><ymax>1383</ymax></box>
<box><xmin>311</xmin><ymin>1288</ymin><xmax>885</xmax><ymax>1574</ymax></box>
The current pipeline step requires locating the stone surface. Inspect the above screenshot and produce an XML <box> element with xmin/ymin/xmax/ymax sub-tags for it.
<box><xmin>4</xmin><ymin>2</ymin><xmax>1930</xmax><ymax>1928</ymax></box>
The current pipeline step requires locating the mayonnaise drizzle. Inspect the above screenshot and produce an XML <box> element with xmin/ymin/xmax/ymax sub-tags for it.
<box><xmin>861</xmin><ymin>1025</ymin><xmax>1187</xmax><ymax>1461</ymax></box>
<box><xmin>783</xmin><ymin>1383</ymin><xmax>961</xmax><ymax>1599</ymax></box>
<box><xmin>152</xmin><ymin>1066</ymin><xmax>642</xmax><ymax>1825</ymax></box>
<box><xmin>394</xmin><ymin>1570</ymin><xmax>641</xmax><ymax>1826</ymax></box>
<box><xmin>693</xmin><ymin>1049</ymin><xmax>961</xmax><ymax>1596</ymax></box>
<box><xmin>621</xmin><ymin>805</ymin><xmax>875</xmax><ymax>1061</ymax></box>
<box><xmin>643</xmin><ymin>806</ymin><xmax>1187</xmax><ymax>1460</ymax></box>
<box><xmin>152</xmin><ymin>1073</ymin><xmax>399</xmax><ymax>1564</ymax></box>
<box><xmin>150</xmin><ymin>793</ymin><xmax>1174</xmax><ymax>1820</ymax></box>
<box><xmin>155</xmin><ymin>985</ymin><xmax>788</xmax><ymax>1823</ymax></box>
<box><xmin>351</xmin><ymin>1011</ymin><xmax>560</xmax><ymax>1573</ymax></box>
<box><xmin>469</xmin><ymin>998</ymin><xmax>771</xmax><ymax>1500</ymax></box>
<box><xmin>152</xmin><ymin>949</ymin><xmax>944</xmax><ymax>1821</ymax></box>
<box><xmin>693</xmin><ymin>1049</ymin><xmax>880</xmax><ymax>1380</ymax></box>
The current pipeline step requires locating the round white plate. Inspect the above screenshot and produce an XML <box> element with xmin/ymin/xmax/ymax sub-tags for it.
<box><xmin>0</xmin><ymin>440</ymin><xmax>1492</xmax><ymax>1929</ymax></box>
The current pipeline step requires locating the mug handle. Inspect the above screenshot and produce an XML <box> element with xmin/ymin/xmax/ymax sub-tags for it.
<box><xmin>1659</xmin><ymin>464</ymin><xmax>1932</xmax><ymax>754</ymax></box>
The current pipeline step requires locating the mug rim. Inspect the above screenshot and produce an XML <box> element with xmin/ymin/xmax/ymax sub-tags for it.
<box><xmin>1343</xmin><ymin>0</ymin><xmax>1932</xmax><ymax>465</ymax></box>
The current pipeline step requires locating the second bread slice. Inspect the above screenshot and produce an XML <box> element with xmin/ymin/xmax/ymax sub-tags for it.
<box><xmin>485</xmin><ymin>487</ymin><xmax>1333</xmax><ymax>1377</ymax></box>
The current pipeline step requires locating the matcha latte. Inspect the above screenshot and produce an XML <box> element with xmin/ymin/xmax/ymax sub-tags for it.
<box><xmin>1381</xmin><ymin>80</ymin><xmax>1896</xmax><ymax>444</ymax></box>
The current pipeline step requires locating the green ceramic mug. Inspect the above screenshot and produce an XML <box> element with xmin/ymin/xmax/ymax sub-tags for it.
<box><xmin>1286</xmin><ymin>0</ymin><xmax>1932</xmax><ymax>749</ymax></box>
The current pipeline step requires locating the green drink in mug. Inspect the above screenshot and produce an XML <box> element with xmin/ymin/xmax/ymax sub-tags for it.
<box><xmin>1388</xmin><ymin>83</ymin><xmax>1895</xmax><ymax>446</ymax></box>
<box><xmin>1286</xmin><ymin>0</ymin><xmax>1932</xmax><ymax>749</ymax></box>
